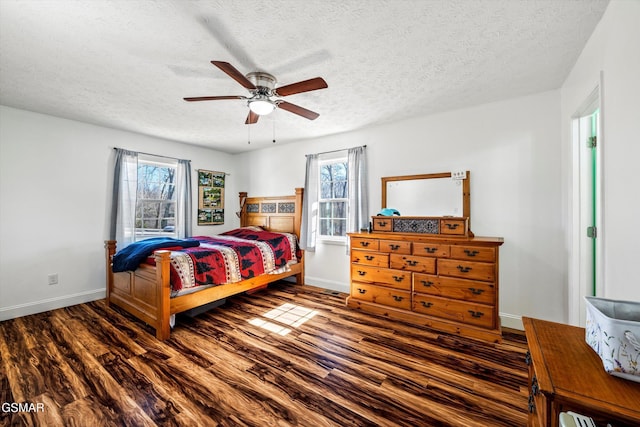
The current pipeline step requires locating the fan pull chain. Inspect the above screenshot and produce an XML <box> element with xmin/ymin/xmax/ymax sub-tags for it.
<box><xmin>247</xmin><ymin>123</ymin><xmax>251</xmax><ymax>144</ymax></box>
<box><xmin>273</xmin><ymin>119</ymin><xmax>276</xmax><ymax>144</ymax></box>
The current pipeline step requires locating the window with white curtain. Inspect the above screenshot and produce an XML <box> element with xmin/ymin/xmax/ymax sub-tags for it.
<box><xmin>110</xmin><ymin>149</ymin><xmax>192</xmax><ymax>247</ymax></box>
<box><xmin>300</xmin><ymin>146</ymin><xmax>368</xmax><ymax>252</ymax></box>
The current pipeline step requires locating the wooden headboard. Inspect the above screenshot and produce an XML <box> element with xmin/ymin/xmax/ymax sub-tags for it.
<box><xmin>239</xmin><ymin>188</ymin><xmax>304</xmax><ymax>238</ymax></box>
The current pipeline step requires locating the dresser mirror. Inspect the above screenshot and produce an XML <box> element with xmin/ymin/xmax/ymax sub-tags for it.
<box><xmin>381</xmin><ymin>171</ymin><xmax>470</xmax><ymax>220</ymax></box>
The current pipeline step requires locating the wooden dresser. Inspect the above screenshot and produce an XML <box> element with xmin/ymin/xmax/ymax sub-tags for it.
<box><xmin>346</xmin><ymin>231</ymin><xmax>504</xmax><ymax>343</ymax></box>
<box><xmin>523</xmin><ymin>317</ymin><xmax>640</xmax><ymax>427</ymax></box>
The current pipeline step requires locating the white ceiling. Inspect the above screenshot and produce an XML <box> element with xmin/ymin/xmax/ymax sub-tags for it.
<box><xmin>0</xmin><ymin>0</ymin><xmax>609</xmax><ymax>154</ymax></box>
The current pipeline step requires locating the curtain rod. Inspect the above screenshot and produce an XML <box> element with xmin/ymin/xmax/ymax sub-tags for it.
<box><xmin>113</xmin><ymin>147</ymin><xmax>190</xmax><ymax>163</ymax></box>
<box><xmin>305</xmin><ymin>144</ymin><xmax>366</xmax><ymax>157</ymax></box>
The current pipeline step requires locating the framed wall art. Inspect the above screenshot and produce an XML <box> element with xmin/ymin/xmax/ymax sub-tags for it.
<box><xmin>197</xmin><ymin>170</ymin><xmax>225</xmax><ymax>225</ymax></box>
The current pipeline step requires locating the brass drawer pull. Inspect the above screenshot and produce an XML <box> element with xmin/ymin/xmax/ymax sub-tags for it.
<box><xmin>420</xmin><ymin>280</ymin><xmax>433</xmax><ymax>287</ymax></box>
<box><xmin>389</xmin><ymin>244</ymin><xmax>400</xmax><ymax>250</ymax></box>
<box><xmin>392</xmin><ymin>295</ymin><xmax>404</xmax><ymax>302</ymax></box>
<box><xmin>464</xmin><ymin>249</ymin><xmax>479</xmax><ymax>257</ymax></box>
<box><xmin>357</xmin><ymin>270</ymin><xmax>367</xmax><ymax>276</ymax></box>
<box><xmin>365</xmin><ymin>255</ymin><xmax>374</xmax><ymax>261</ymax></box>
<box><xmin>446</xmin><ymin>223</ymin><xmax>459</xmax><ymax>230</ymax></box>
<box><xmin>468</xmin><ymin>310</ymin><xmax>484</xmax><ymax>318</ymax></box>
<box><xmin>392</xmin><ymin>275</ymin><xmax>404</xmax><ymax>282</ymax></box>
<box><xmin>468</xmin><ymin>287</ymin><xmax>484</xmax><ymax>295</ymax></box>
<box><xmin>457</xmin><ymin>265</ymin><xmax>472</xmax><ymax>273</ymax></box>
<box><xmin>406</xmin><ymin>260</ymin><xmax>418</xmax><ymax>266</ymax></box>
<box><xmin>424</xmin><ymin>247</ymin><xmax>437</xmax><ymax>254</ymax></box>
<box><xmin>360</xmin><ymin>241</ymin><xmax>370</xmax><ymax>247</ymax></box>
<box><xmin>420</xmin><ymin>301</ymin><xmax>433</xmax><ymax>308</ymax></box>
<box><xmin>357</xmin><ymin>288</ymin><xmax>367</xmax><ymax>294</ymax></box>
<box><xmin>378</xmin><ymin>221</ymin><xmax>387</xmax><ymax>226</ymax></box>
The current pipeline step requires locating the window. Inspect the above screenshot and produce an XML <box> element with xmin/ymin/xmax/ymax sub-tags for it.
<box><xmin>318</xmin><ymin>158</ymin><xmax>348</xmax><ymax>239</ymax></box>
<box><xmin>300</xmin><ymin>146</ymin><xmax>367</xmax><ymax>252</ymax></box>
<box><xmin>135</xmin><ymin>157</ymin><xmax>178</xmax><ymax>237</ymax></box>
<box><xmin>111</xmin><ymin>149</ymin><xmax>192</xmax><ymax>247</ymax></box>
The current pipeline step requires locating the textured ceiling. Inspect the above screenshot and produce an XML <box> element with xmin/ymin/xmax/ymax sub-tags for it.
<box><xmin>0</xmin><ymin>0</ymin><xmax>609</xmax><ymax>154</ymax></box>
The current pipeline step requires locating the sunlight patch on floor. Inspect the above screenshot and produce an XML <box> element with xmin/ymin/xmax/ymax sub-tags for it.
<box><xmin>249</xmin><ymin>303</ymin><xmax>319</xmax><ymax>336</ymax></box>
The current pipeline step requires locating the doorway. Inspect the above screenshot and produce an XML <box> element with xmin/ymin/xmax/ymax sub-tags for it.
<box><xmin>570</xmin><ymin>84</ymin><xmax>603</xmax><ymax>326</ymax></box>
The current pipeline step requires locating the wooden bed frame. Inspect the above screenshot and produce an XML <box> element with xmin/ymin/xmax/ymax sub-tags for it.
<box><xmin>104</xmin><ymin>188</ymin><xmax>304</xmax><ymax>340</ymax></box>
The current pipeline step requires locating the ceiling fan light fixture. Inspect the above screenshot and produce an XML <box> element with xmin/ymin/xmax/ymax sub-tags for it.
<box><xmin>249</xmin><ymin>98</ymin><xmax>275</xmax><ymax>115</ymax></box>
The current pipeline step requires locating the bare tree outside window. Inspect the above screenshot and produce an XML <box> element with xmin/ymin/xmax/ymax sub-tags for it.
<box><xmin>319</xmin><ymin>160</ymin><xmax>348</xmax><ymax>237</ymax></box>
<box><xmin>135</xmin><ymin>162</ymin><xmax>177</xmax><ymax>235</ymax></box>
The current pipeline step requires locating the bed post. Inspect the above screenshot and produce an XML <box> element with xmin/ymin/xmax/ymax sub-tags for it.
<box><xmin>155</xmin><ymin>250</ymin><xmax>172</xmax><ymax>340</ymax></box>
<box><xmin>104</xmin><ymin>240</ymin><xmax>117</xmax><ymax>307</ymax></box>
<box><xmin>239</xmin><ymin>191</ymin><xmax>248</xmax><ymax>227</ymax></box>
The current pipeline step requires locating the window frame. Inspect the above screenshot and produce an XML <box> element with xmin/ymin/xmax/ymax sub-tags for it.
<box><xmin>135</xmin><ymin>155</ymin><xmax>179</xmax><ymax>239</ymax></box>
<box><xmin>317</xmin><ymin>155</ymin><xmax>349</xmax><ymax>243</ymax></box>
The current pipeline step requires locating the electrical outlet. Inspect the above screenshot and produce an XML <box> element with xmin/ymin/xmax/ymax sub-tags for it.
<box><xmin>48</xmin><ymin>273</ymin><xmax>58</xmax><ymax>285</ymax></box>
<box><xmin>451</xmin><ymin>170</ymin><xmax>467</xmax><ymax>180</ymax></box>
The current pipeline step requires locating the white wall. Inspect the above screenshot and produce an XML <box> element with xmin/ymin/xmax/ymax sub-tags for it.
<box><xmin>0</xmin><ymin>106</ymin><xmax>241</xmax><ymax>320</ymax></box>
<box><xmin>561</xmin><ymin>0</ymin><xmax>640</xmax><ymax>310</ymax></box>
<box><xmin>238</xmin><ymin>90</ymin><xmax>565</xmax><ymax>328</ymax></box>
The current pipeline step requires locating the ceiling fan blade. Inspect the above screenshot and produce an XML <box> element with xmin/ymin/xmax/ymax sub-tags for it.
<box><xmin>211</xmin><ymin>61</ymin><xmax>256</xmax><ymax>90</ymax></box>
<box><xmin>277</xmin><ymin>101</ymin><xmax>320</xmax><ymax>120</ymax></box>
<box><xmin>183</xmin><ymin>96</ymin><xmax>245</xmax><ymax>102</ymax></box>
<box><xmin>245</xmin><ymin>110</ymin><xmax>259</xmax><ymax>124</ymax></box>
<box><xmin>275</xmin><ymin>77</ymin><xmax>328</xmax><ymax>97</ymax></box>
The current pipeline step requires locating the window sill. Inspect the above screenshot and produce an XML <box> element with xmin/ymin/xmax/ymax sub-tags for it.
<box><xmin>319</xmin><ymin>238</ymin><xmax>347</xmax><ymax>246</ymax></box>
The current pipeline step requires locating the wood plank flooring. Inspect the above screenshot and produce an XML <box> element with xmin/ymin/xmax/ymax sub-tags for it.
<box><xmin>1</xmin><ymin>282</ymin><xmax>530</xmax><ymax>426</ymax></box>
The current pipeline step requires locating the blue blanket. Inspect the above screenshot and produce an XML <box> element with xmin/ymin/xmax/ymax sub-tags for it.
<box><xmin>112</xmin><ymin>237</ymin><xmax>200</xmax><ymax>272</ymax></box>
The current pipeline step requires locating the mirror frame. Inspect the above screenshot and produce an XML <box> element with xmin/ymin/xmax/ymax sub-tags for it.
<box><xmin>381</xmin><ymin>171</ymin><xmax>471</xmax><ymax>226</ymax></box>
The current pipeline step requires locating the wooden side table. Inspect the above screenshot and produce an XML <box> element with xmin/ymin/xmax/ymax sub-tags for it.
<box><xmin>523</xmin><ymin>317</ymin><xmax>640</xmax><ymax>427</ymax></box>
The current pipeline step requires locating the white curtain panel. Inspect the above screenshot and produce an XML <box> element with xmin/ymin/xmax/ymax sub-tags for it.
<box><xmin>347</xmin><ymin>146</ymin><xmax>369</xmax><ymax>234</ymax></box>
<box><xmin>110</xmin><ymin>148</ymin><xmax>138</xmax><ymax>247</ymax></box>
<box><xmin>176</xmin><ymin>159</ymin><xmax>192</xmax><ymax>238</ymax></box>
<box><xmin>300</xmin><ymin>154</ymin><xmax>319</xmax><ymax>251</ymax></box>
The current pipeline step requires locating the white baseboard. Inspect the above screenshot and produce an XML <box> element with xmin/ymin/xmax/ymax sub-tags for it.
<box><xmin>303</xmin><ymin>276</ymin><xmax>350</xmax><ymax>294</ymax></box>
<box><xmin>500</xmin><ymin>312</ymin><xmax>524</xmax><ymax>330</ymax></box>
<box><xmin>1</xmin><ymin>282</ymin><xmax>524</xmax><ymax>334</ymax></box>
<box><xmin>0</xmin><ymin>289</ymin><xmax>106</xmax><ymax>321</ymax></box>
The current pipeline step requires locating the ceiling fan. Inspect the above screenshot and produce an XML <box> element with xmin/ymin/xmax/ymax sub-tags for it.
<box><xmin>184</xmin><ymin>61</ymin><xmax>328</xmax><ymax>124</ymax></box>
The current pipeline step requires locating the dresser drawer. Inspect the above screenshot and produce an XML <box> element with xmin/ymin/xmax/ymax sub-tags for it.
<box><xmin>413</xmin><ymin>274</ymin><xmax>496</xmax><ymax>305</ymax></box>
<box><xmin>372</xmin><ymin>217</ymin><xmax>393</xmax><ymax>231</ymax></box>
<box><xmin>379</xmin><ymin>239</ymin><xmax>411</xmax><ymax>254</ymax></box>
<box><xmin>351</xmin><ymin>250</ymin><xmax>389</xmax><ymax>267</ymax></box>
<box><xmin>437</xmin><ymin>259</ymin><xmax>495</xmax><ymax>282</ymax></box>
<box><xmin>412</xmin><ymin>242</ymin><xmax>450</xmax><ymax>258</ymax></box>
<box><xmin>389</xmin><ymin>254</ymin><xmax>436</xmax><ymax>273</ymax></box>
<box><xmin>440</xmin><ymin>219</ymin><xmax>466</xmax><ymax>235</ymax></box>
<box><xmin>351</xmin><ymin>265</ymin><xmax>411</xmax><ymax>290</ymax></box>
<box><xmin>450</xmin><ymin>245</ymin><xmax>496</xmax><ymax>262</ymax></box>
<box><xmin>351</xmin><ymin>282</ymin><xmax>411</xmax><ymax>310</ymax></box>
<box><xmin>412</xmin><ymin>294</ymin><xmax>495</xmax><ymax>328</ymax></box>
<box><xmin>351</xmin><ymin>236</ymin><xmax>379</xmax><ymax>251</ymax></box>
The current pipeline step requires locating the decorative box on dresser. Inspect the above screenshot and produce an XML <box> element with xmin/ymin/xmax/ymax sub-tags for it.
<box><xmin>523</xmin><ymin>317</ymin><xmax>640</xmax><ymax>427</ymax></box>
<box><xmin>346</xmin><ymin>230</ymin><xmax>504</xmax><ymax>343</ymax></box>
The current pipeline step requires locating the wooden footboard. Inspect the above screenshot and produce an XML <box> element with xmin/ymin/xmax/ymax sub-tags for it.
<box><xmin>104</xmin><ymin>188</ymin><xmax>305</xmax><ymax>340</ymax></box>
<box><xmin>105</xmin><ymin>242</ymin><xmax>172</xmax><ymax>339</ymax></box>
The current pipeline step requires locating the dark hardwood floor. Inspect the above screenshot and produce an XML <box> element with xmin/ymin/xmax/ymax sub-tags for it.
<box><xmin>1</xmin><ymin>282</ymin><xmax>529</xmax><ymax>426</ymax></box>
